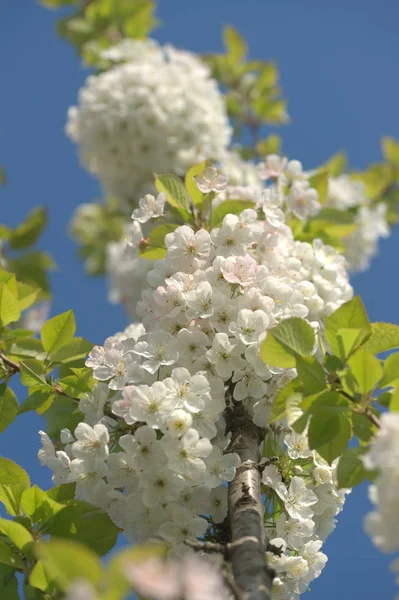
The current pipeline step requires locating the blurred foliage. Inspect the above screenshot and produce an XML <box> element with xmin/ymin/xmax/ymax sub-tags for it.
<box><xmin>70</xmin><ymin>196</ymin><xmax>126</xmax><ymax>275</ymax></box>
<box><xmin>204</xmin><ymin>26</ymin><xmax>288</xmax><ymax>157</ymax></box>
<box><xmin>40</xmin><ymin>0</ymin><xmax>158</xmax><ymax>66</ymax></box>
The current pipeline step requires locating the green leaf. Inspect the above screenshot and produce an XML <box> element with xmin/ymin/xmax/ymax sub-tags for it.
<box><xmin>50</xmin><ymin>337</ymin><xmax>93</xmax><ymax>365</ymax></box>
<box><xmin>223</xmin><ymin>25</ymin><xmax>247</xmax><ymax>63</ymax></box>
<box><xmin>8</xmin><ymin>337</ymin><xmax>46</xmax><ymax>361</ymax></box>
<box><xmin>41</xmin><ymin>310</ymin><xmax>76</xmax><ymax>357</ymax></box>
<box><xmin>261</xmin><ymin>318</ymin><xmax>315</xmax><ymax>368</ymax></box>
<box><xmin>381</xmin><ymin>352</ymin><xmax>399</xmax><ymax>387</ymax></box>
<box><xmin>35</xmin><ymin>539</ymin><xmax>101</xmax><ymax>591</ymax></box>
<box><xmin>0</xmin><ymin>518</ymin><xmax>33</xmax><ymax>554</ymax></box>
<box><xmin>8</xmin><ymin>251</ymin><xmax>55</xmax><ymax>298</ymax></box>
<box><xmin>308</xmin><ymin>390</ymin><xmax>352</xmax><ymax>416</ymax></box>
<box><xmin>18</xmin><ymin>391</ymin><xmax>55</xmax><ymax>415</ymax></box>
<box><xmin>308</xmin><ymin>414</ymin><xmax>340</xmax><ymax>449</ymax></box>
<box><xmin>155</xmin><ymin>174</ymin><xmax>191</xmax><ymax>221</ymax></box>
<box><xmin>363</xmin><ymin>322</ymin><xmax>399</xmax><ymax>354</ymax></box>
<box><xmin>211</xmin><ymin>200</ymin><xmax>255</xmax><ymax>228</ymax></box>
<box><xmin>49</xmin><ymin>500</ymin><xmax>119</xmax><ymax>556</ymax></box>
<box><xmin>45</xmin><ymin>483</ymin><xmax>76</xmax><ymax>504</ymax></box>
<box><xmin>0</xmin><ymin>458</ymin><xmax>30</xmax><ymax>516</ymax></box>
<box><xmin>295</xmin><ymin>356</ymin><xmax>326</xmax><ymax>393</ymax></box>
<box><xmin>0</xmin><ymin>387</ymin><xmax>18</xmax><ymax>433</ymax></box>
<box><xmin>17</xmin><ymin>282</ymin><xmax>40</xmax><ymax>312</ymax></box>
<box><xmin>0</xmin><ymin>281</ymin><xmax>20</xmax><ymax>326</ymax></box>
<box><xmin>256</xmin><ymin>134</ymin><xmax>281</xmax><ymax>157</ymax></box>
<box><xmin>185</xmin><ymin>162</ymin><xmax>207</xmax><ymax>208</ymax></box>
<box><xmin>21</xmin><ymin>486</ymin><xmax>64</xmax><ymax>524</ymax></box>
<box><xmin>382</xmin><ymin>136</ymin><xmax>399</xmax><ymax>167</ymax></box>
<box><xmin>9</xmin><ymin>207</ymin><xmax>47</xmax><ymax>250</ymax></box>
<box><xmin>352</xmin><ymin>413</ymin><xmax>376</xmax><ymax>444</ymax></box>
<box><xmin>139</xmin><ymin>224</ymin><xmax>179</xmax><ymax>260</ymax></box>
<box><xmin>29</xmin><ymin>561</ymin><xmax>53</xmax><ymax>592</ymax></box>
<box><xmin>324</xmin><ymin>296</ymin><xmax>371</xmax><ymax>356</ymax></box>
<box><xmin>348</xmin><ymin>347</ymin><xmax>383</xmax><ymax>393</ymax></box>
<box><xmin>0</xmin><ymin>569</ymin><xmax>19</xmax><ymax>600</ymax></box>
<box><xmin>315</xmin><ymin>415</ymin><xmax>352</xmax><ymax>464</ymax></box>
<box><xmin>322</xmin><ymin>151</ymin><xmax>347</xmax><ymax>177</ymax></box>
<box><xmin>336</xmin><ymin>327</ymin><xmax>370</xmax><ymax>361</ymax></box>
<box><xmin>260</xmin><ymin>332</ymin><xmax>296</xmax><ymax>368</ymax></box>
<box><xmin>337</xmin><ymin>446</ymin><xmax>368</xmax><ymax>488</ymax></box>
<box><xmin>309</xmin><ymin>170</ymin><xmax>329</xmax><ymax>204</ymax></box>
<box><xmin>286</xmin><ymin>392</ymin><xmax>304</xmax><ymax>427</ymax></box>
<box><xmin>391</xmin><ymin>387</ymin><xmax>399</xmax><ymax>412</ymax></box>
<box><xmin>0</xmin><ymin>540</ymin><xmax>24</xmax><ymax>569</ymax></box>
<box><xmin>269</xmin><ymin>378</ymin><xmax>300</xmax><ymax>422</ymax></box>
<box><xmin>19</xmin><ymin>359</ymin><xmax>47</xmax><ymax>387</ymax></box>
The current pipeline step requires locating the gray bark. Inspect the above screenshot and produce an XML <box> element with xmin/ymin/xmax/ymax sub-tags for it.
<box><xmin>226</xmin><ymin>400</ymin><xmax>274</xmax><ymax>600</ymax></box>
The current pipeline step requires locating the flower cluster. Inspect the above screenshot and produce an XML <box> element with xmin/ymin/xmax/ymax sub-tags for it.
<box><xmin>263</xmin><ymin>430</ymin><xmax>350</xmax><ymax>598</ymax></box>
<box><xmin>40</xmin><ymin>164</ymin><xmax>355</xmax><ymax>598</ymax></box>
<box><xmin>364</xmin><ymin>412</ymin><xmax>399</xmax><ymax>593</ymax></box>
<box><xmin>325</xmin><ymin>175</ymin><xmax>390</xmax><ymax>271</ymax></box>
<box><xmin>66</xmin><ymin>39</ymin><xmax>231</xmax><ymax>210</ymax></box>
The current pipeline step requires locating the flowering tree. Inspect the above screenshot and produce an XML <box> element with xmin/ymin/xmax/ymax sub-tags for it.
<box><xmin>1</xmin><ymin>1</ymin><xmax>399</xmax><ymax>599</ymax></box>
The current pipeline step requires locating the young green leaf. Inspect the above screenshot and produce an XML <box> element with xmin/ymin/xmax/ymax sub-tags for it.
<box><xmin>185</xmin><ymin>162</ymin><xmax>206</xmax><ymax>208</ymax></box>
<box><xmin>0</xmin><ymin>458</ymin><xmax>30</xmax><ymax>516</ymax></box>
<box><xmin>41</xmin><ymin>310</ymin><xmax>76</xmax><ymax>357</ymax></box>
<box><xmin>9</xmin><ymin>207</ymin><xmax>47</xmax><ymax>250</ymax></box>
<box><xmin>348</xmin><ymin>347</ymin><xmax>383</xmax><ymax>393</ymax></box>
<box><xmin>337</xmin><ymin>446</ymin><xmax>368</xmax><ymax>488</ymax></box>
<box><xmin>0</xmin><ymin>518</ymin><xmax>33</xmax><ymax>554</ymax></box>
<box><xmin>308</xmin><ymin>170</ymin><xmax>329</xmax><ymax>204</ymax></box>
<box><xmin>35</xmin><ymin>539</ymin><xmax>102</xmax><ymax>590</ymax></box>
<box><xmin>0</xmin><ymin>281</ymin><xmax>20</xmax><ymax>326</ymax></box>
<box><xmin>21</xmin><ymin>485</ymin><xmax>64</xmax><ymax>523</ymax></box>
<box><xmin>317</xmin><ymin>415</ymin><xmax>352</xmax><ymax>464</ymax></box>
<box><xmin>0</xmin><ymin>539</ymin><xmax>24</xmax><ymax>570</ymax></box>
<box><xmin>49</xmin><ymin>500</ymin><xmax>119</xmax><ymax>556</ymax></box>
<box><xmin>261</xmin><ymin>318</ymin><xmax>315</xmax><ymax>368</ymax></box>
<box><xmin>307</xmin><ymin>390</ymin><xmax>352</xmax><ymax>416</ymax></box>
<box><xmin>363</xmin><ymin>322</ymin><xmax>399</xmax><ymax>354</ymax></box>
<box><xmin>269</xmin><ymin>378</ymin><xmax>301</xmax><ymax>422</ymax></box>
<box><xmin>295</xmin><ymin>356</ymin><xmax>326</xmax><ymax>393</ymax></box>
<box><xmin>19</xmin><ymin>359</ymin><xmax>47</xmax><ymax>387</ymax></box>
<box><xmin>324</xmin><ymin>296</ymin><xmax>371</xmax><ymax>356</ymax></box>
<box><xmin>0</xmin><ymin>387</ymin><xmax>18</xmax><ymax>433</ymax></box>
<box><xmin>381</xmin><ymin>352</ymin><xmax>399</xmax><ymax>387</ymax></box>
<box><xmin>223</xmin><ymin>25</ymin><xmax>247</xmax><ymax>63</ymax></box>
<box><xmin>155</xmin><ymin>173</ymin><xmax>192</xmax><ymax>221</ymax></box>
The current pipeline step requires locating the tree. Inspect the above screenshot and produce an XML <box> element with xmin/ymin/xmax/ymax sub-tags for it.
<box><xmin>0</xmin><ymin>2</ymin><xmax>399</xmax><ymax>599</ymax></box>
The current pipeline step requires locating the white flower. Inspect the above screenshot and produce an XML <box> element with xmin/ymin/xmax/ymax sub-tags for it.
<box><xmin>284</xmin><ymin>431</ymin><xmax>312</xmax><ymax>460</ymax></box>
<box><xmin>286</xmin><ymin>181</ymin><xmax>320</xmax><ymax>220</ymax></box>
<box><xmin>71</xmin><ymin>423</ymin><xmax>109</xmax><ymax>466</ymax></box>
<box><xmin>67</xmin><ymin>40</ymin><xmax>231</xmax><ymax>208</ymax></box>
<box><xmin>229</xmin><ymin>308</ymin><xmax>270</xmax><ymax>345</ymax></box>
<box><xmin>206</xmin><ymin>333</ymin><xmax>246</xmax><ymax>378</ymax></box>
<box><xmin>134</xmin><ymin>331</ymin><xmax>179</xmax><ymax>374</ymax></box>
<box><xmin>167</xmin><ymin>409</ymin><xmax>193</xmax><ymax>437</ymax></box>
<box><xmin>209</xmin><ymin>486</ymin><xmax>228</xmax><ymax>523</ymax></box>
<box><xmin>159</xmin><ymin>507</ymin><xmax>208</xmax><ymax>544</ymax></box>
<box><xmin>132</xmin><ymin>192</ymin><xmax>166</xmax><ymax>223</ymax></box>
<box><xmin>194</xmin><ymin>166</ymin><xmax>229</xmax><ymax>193</ymax></box>
<box><xmin>162</xmin><ymin>428</ymin><xmax>212</xmax><ymax>480</ymax></box>
<box><xmin>140</xmin><ymin>469</ymin><xmax>185</xmax><ymax>507</ymax></box>
<box><xmin>204</xmin><ymin>447</ymin><xmax>240</xmax><ymax>487</ymax></box>
<box><xmin>279</xmin><ymin>476</ymin><xmax>318</xmax><ymax>521</ymax></box>
<box><xmin>276</xmin><ymin>513</ymin><xmax>314</xmax><ymax>549</ymax></box>
<box><xmin>257</xmin><ymin>154</ymin><xmax>288</xmax><ymax>180</ymax></box>
<box><xmin>165</xmin><ymin>226</ymin><xmax>213</xmax><ymax>269</ymax></box>
<box><xmin>120</xmin><ymin>382</ymin><xmax>175</xmax><ymax>428</ymax></box>
<box><xmin>163</xmin><ymin>368</ymin><xmax>211</xmax><ymax>413</ymax></box>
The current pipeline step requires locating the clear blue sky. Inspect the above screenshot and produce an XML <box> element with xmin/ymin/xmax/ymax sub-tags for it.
<box><xmin>1</xmin><ymin>1</ymin><xmax>399</xmax><ymax>597</ymax></box>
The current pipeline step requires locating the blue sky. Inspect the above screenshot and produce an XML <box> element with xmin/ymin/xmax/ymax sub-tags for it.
<box><xmin>1</xmin><ymin>0</ymin><xmax>399</xmax><ymax>597</ymax></box>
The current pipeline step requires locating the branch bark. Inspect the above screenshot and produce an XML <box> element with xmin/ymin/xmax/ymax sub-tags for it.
<box><xmin>226</xmin><ymin>400</ymin><xmax>274</xmax><ymax>600</ymax></box>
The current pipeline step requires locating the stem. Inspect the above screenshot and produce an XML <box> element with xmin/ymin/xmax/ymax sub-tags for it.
<box><xmin>0</xmin><ymin>351</ymin><xmax>20</xmax><ymax>373</ymax></box>
<box><xmin>226</xmin><ymin>400</ymin><xmax>274</xmax><ymax>600</ymax></box>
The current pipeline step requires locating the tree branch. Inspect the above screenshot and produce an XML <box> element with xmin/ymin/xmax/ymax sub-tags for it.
<box><xmin>226</xmin><ymin>400</ymin><xmax>274</xmax><ymax>600</ymax></box>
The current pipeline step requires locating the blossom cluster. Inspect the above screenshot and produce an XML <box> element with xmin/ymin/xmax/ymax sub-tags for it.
<box><xmin>364</xmin><ymin>412</ymin><xmax>399</xmax><ymax>593</ymax></box>
<box><xmin>40</xmin><ymin>167</ymin><xmax>355</xmax><ymax>598</ymax></box>
<box><xmin>66</xmin><ymin>39</ymin><xmax>231</xmax><ymax>210</ymax></box>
